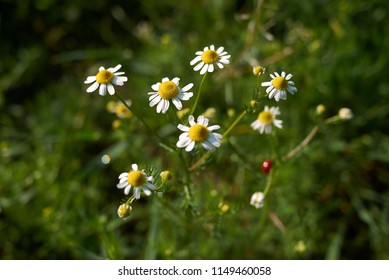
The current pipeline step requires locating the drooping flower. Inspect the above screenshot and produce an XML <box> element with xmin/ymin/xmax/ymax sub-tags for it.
<box><xmin>177</xmin><ymin>115</ymin><xmax>222</xmax><ymax>152</ymax></box>
<box><xmin>190</xmin><ymin>45</ymin><xmax>231</xmax><ymax>75</ymax></box>
<box><xmin>250</xmin><ymin>192</ymin><xmax>265</xmax><ymax>209</ymax></box>
<box><xmin>148</xmin><ymin>77</ymin><xmax>193</xmax><ymax>114</ymax></box>
<box><xmin>251</xmin><ymin>106</ymin><xmax>283</xmax><ymax>134</ymax></box>
<box><xmin>116</xmin><ymin>164</ymin><xmax>156</xmax><ymax>199</ymax></box>
<box><xmin>261</xmin><ymin>71</ymin><xmax>297</xmax><ymax>101</ymax></box>
<box><xmin>84</xmin><ymin>64</ymin><xmax>128</xmax><ymax>96</ymax></box>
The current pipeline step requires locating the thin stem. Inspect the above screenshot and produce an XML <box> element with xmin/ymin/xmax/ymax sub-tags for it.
<box><xmin>283</xmin><ymin>125</ymin><xmax>319</xmax><ymax>160</ymax></box>
<box><xmin>263</xmin><ymin>169</ymin><xmax>273</xmax><ymax>196</ymax></box>
<box><xmin>223</xmin><ymin>110</ymin><xmax>248</xmax><ymax>140</ymax></box>
<box><xmin>114</xmin><ymin>93</ymin><xmax>156</xmax><ymax>137</ymax></box>
<box><xmin>190</xmin><ymin>72</ymin><xmax>207</xmax><ymax>115</ymax></box>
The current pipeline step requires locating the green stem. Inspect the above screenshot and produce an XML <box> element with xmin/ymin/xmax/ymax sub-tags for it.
<box><xmin>114</xmin><ymin>93</ymin><xmax>156</xmax><ymax>137</ymax></box>
<box><xmin>283</xmin><ymin>125</ymin><xmax>319</xmax><ymax>161</ymax></box>
<box><xmin>263</xmin><ymin>169</ymin><xmax>273</xmax><ymax>196</ymax></box>
<box><xmin>189</xmin><ymin>109</ymin><xmax>248</xmax><ymax>171</ymax></box>
<box><xmin>190</xmin><ymin>72</ymin><xmax>207</xmax><ymax>115</ymax></box>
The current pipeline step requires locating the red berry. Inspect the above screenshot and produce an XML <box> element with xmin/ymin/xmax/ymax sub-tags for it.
<box><xmin>261</xmin><ymin>160</ymin><xmax>272</xmax><ymax>173</ymax></box>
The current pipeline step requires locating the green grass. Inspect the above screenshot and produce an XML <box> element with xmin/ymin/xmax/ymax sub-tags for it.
<box><xmin>1</xmin><ymin>0</ymin><xmax>389</xmax><ymax>259</ymax></box>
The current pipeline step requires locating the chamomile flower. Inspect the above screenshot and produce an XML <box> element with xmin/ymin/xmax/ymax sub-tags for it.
<box><xmin>148</xmin><ymin>77</ymin><xmax>194</xmax><ymax>114</ymax></box>
<box><xmin>250</xmin><ymin>192</ymin><xmax>265</xmax><ymax>209</ymax></box>
<box><xmin>251</xmin><ymin>106</ymin><xmax>283</xmax><ymax>134</ymax></box>
<box><xmin>190</xmin><ymin>45</ymin><xmax>231</xmax><ymax>75</ymax></box>
<box><xmin>116</xmin><ymin>164</ymin><xmax>156</xmax><ymax>199</ymax></box>
<box><xmin>177</xmin><ymin>115</ymin><xmax>222</xmax><ymax>152</ymax></box>
<box><xmin>261</xmin><ymin>71</ymin><xmax>297</xmax><ymax>101</ymax></box>
<box><xmin>84</xmin><ymin>64</ymin><xmax>128</xmax><ymax>96</ymax></box>
<box><xmin>338</xmin><ymin>107</ymin><xmax>353</xmax><ymax>120</ymax></box>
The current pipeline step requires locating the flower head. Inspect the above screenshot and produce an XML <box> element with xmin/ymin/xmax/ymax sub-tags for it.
<box><xmin>148</xmin><ymin>77</ymin><xmax>193</xmax><ymax>114</ymax></box>
<box><xmin>84</xmin><ymin>64</ymin><xmax>128</xmax><ymax>96</ymax></box>
<box><xmin>253</xmin><ymin>65</ymin><xmax>266</xmax><ymax>76</ymax></box>
<box><xmin>250</xmin><ymin>192</ymin><xmax>265</xmax><ymax>209</ymax></box>
<box><xmin>117</xmin><ymin>204</ymin><xmax>132</xmax><ymax>218</ymax></box>
<box><xmin>190</xmin><ymin>45</ymin><xmax>231</xmax><ymax>75</ymax></box>
<box><xmin>107</xmin><ymin>99</ymin><xmax>132</xmax><ymax>119</ymax></box>
<box><xmin>251</xmin><ymin>106</ymin><xmax>283</xmax><ymax>134</ymax></box>
<box><xmin>261</xmin><ymin>71</ymin><xmax>297</xmax><ymax>101</ymax></box>
<box><xmin>338</xmin><ymin>107</ymin><xmax>353</xmax><ymax>120</ymax></box>
<box><xmin>116</xmin><ymin>164</ymin><xmax>156</xmax><ymax>199</ymax></box>
<box><xmin>177</xmin><ymin>115</ymin><xmax>222</xmax><ymax>152</ymax></box>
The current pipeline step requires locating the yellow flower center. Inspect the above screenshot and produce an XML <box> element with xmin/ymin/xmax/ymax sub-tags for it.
<box><xmin>271</xmin><ymin>76</ymin><xmax>288</xmax><ymax>90</ymax></box>
<box><xmin>188</xmin><ymin>124</ymin><xmax>209</xmax><ymax>142</ymax></box>
<box><xmin>258</xmin><ymin>111</ymin><xmax>274</xmax><ymax>124</ymax></box>
<box><xmin>158</xmin><ymin>81</ymin><xmax>179</xmax><ymax>100</ymax></box>
<box><xmin>201</xmin><ymin>50</ymin><xmax>219</xmax><ymax>64</ymax></box>
<box><xmin>96</xmin><ymin>70</ymin><xmax>114</xmax><ymax>84</ymax></box>
<box><xmin>127</xmin><ymin>170</ymin><xmax>146</xmax><ymax>187</ymax></box>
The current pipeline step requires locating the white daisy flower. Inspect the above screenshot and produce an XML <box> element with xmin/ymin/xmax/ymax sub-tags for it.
<box><xmin>177</xmin><ymin>115</ymin><xmax>222</xmax><ymax>152</ymax></box>
<box><xmin>251</xmin><ymin>106</ymin><xmax>283</xmax><ymax>134</ymax></box>
<box><xmin>261</xmin><ymin>71</ymin><xmax>297</xmax><ymax>101</ymax></box>
<box><xmin>250</xmin><ymin>192</ymin><xmax>265</xmax><ymax>209</ymax></box>
<box><xmin>116</xmin><ymin>163</ymin><xmax>156</xmax><ymax>199</ymax></box>
<box><xmin>148</xmin><ymin>77</ymin><xmax>193</xmax><ymax>114</ymax></box>
<box><xmin>190</xmin><ymin>45</ymin><xmax>231</xmax><ymax>75</ymax></box>
<box><xmin>84</xmin><ymin>64</ymin><xmax>128</xmax><ymax>96</ymax></box>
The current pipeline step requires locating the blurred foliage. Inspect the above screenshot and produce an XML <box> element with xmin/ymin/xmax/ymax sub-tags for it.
<box><xmin>1</xmin><ymin>0</ymin><xmax>388</xmax><ymax>259</ymax></box>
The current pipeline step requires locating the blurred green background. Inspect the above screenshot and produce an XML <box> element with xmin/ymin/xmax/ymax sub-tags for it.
<box><xmin>1</xmin><ymin>0</ymin><xmax>388</xmax><ymax>259</ymax></box>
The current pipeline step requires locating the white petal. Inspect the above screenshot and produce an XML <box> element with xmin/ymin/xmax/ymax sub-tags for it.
<box><xmin>210</xmin><ymin>45</ymin><xmax>215</xmax><ymax>50</ymax></box>
<box><xmin>177</xmin><ymin>124</ymin><xmax>189</xmax><ymax>132</ymax></box>
<box><xmin>162</xmin><ymin>99</ymin><xmax>170</xmax><ymax>113</ymax></box>
<box><xmin>117</xmin><ymin>181</ymin><xmax>128</xmax><ymax>189</ymax></box>
<box><xmin>108</xmin><ymin>64</ymin><xmax>122</xmax><ymax>73</ymax></box>
<box><xmin>200</xmin><ymin>64</ymin><xmax>208</xmax><ymax>75</ymax></box>
<box><xmin>179</xmin><ymin>132</ymin><xmax>189</xmax><ymax>140</ymax></box>
<box><xmin>188</xmin><ymin>115</ymin><xmax>195</xmax><ymax>126</ymax></box>
<box><xmin>197</xmin><ymin>115</ymin><xmax>205</xmax><ymax>124</ymax></box>
<box><xmin>194</xmin><ymin>61</ymin><xmax>204</xmax><ymax>71</ymax></box>
<box><xmin>151</xmin><ymin>83</ymin><xmax>160</xmax><ymax>91</ymax></box>
<box><xmin>216</xmin><ymin>62</ymin><xmax>225</xmax><ymax>69</ymax></box>
<box><xmin>99</xmin><ymin>84</ymin><xmax>107</xmax><ymax>96</ymax></box>
<box><xmin>207</xmin><ymin>125</ymin><xmax>220</xmax><ymax>131</ymax></box>
<box><xmin>185</xmin><ymin>141</ymin><xmax>196</xmax><ymax>152</ymax></box>
<box><xmin>107</xmin><ymin>83</ymin><xmax>115</xmax><ymax>95</ymax></box>
<box><xmin>149</xmin><ymin>96</ymin><xmax>161</xmax><ymax>107</ymax></box>
<box><xmin>86</xmin><ymin>82</ymin><xmax>99</xmax><ymax>93</ymax></box>
<box><xmin>134</xmin><ymin>188</ymin><xmax>141</xmax><ymax>199</ymax></box>
<box><xmin>177</xmin><ymin>137</ymin><xmax>192</xmax><ymax>148</ymax></box>
<box><xmin>124</xmin><ymin>185</ymin><xmax>132</xmax><ymax>195</ymax></box>
<box><xmin>118</xmin><ymin>172</ymin><xmax>128</xmax><ymax>179</ymax></box>
<box><xmin>84</xmin><ymin>76</ymin><xmax>96</xmax><ymax>84</ymax></box>
<box><xmin>262</xmin><ymin>81</ymin><xmax>272</xmax><ymax>87</ymax></box>
<box><xmin>99</xmin><ymin>66</ymin><xmax>105</xmax><ymax>71</ymax></box>
<box><xmin>281</xmin><ymin>71</ymin><xmax>286</xmax><ymax>77</ymax></box>
<box><xmin>182</xmin><ymin>83</ymin><xmax>194</xmax><ymax>91</ymax></box>
<box><xmin>286</xmin><ymin>73</ymin><xmax>293</xmax><ymax>80</ymax></box>
<box><xmin>208</xmin><ymin>63</ymin><xmax>214</xmax><ymax>72</ymax></box>
<box><xmin>131</xmin><ymin>163</ymin><xmax>138</xmax><ymax>171</ymax></box>
<box><xmin>216</xmin><ymin>46</ymin><xmax>224</xmax><ymax>53</ymax></box>
<box><xmin>190</xmin><ymin>56</ymin><xmax>202</xmax><ymax>65</ymax></box>
<box><xmin>172</xmin><ymin>98</ymin><xmax>182</xmax><ymax>110</ymax></box>
<box><xmin>146</xmin><ymin>183</ymin><xmax>156</xmax><ymax>190</ymax></box>
<box><xmin>266</xmin><ymin>85</ymin><xmax>274</xmax><ymax>94</ymax></box>
<box><xmin>202</xmin><ymin>141</ymin><xmax>214</xmax><ymax>151</ymax></box>
<box><xmin>172</xmin><ymin>77</ymin><xmax>180</xmax><ymax>84</ymax></box>
<box><xmin>142</xmin><ymin>188</ymin><xmax>152</xmax><ymax>196</ymax></box>
<box><xmin>162</xmin><ymin>77</ymin><xmax>169</xmax><ymax>82</ymax></box>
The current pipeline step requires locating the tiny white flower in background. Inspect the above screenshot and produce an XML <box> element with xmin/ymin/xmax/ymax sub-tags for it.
<box><xmin>148</xmin><ymin>77</ymin><xmax>193</xmax><ymax>114</ymax></box>
<box><xmin>261</xmin><ymin>71</ymin><xmax>297</xmax><ymax>101</ymax></box>
<box><xmin>338</xmin><ymin>107</ymin><xmax>353</xmax><ymax>120</ymax></box>
<box><xmin>177</xmin><ymin>115</ymin><xmax>222</xmax><ymax>152</ymax></box>
<box><xmin>116</xmin><ymin>163</ymin><xmax>156</xmax><ymax>199</ymax></box>
<box><xmin>190</xmin><ymin>45</ymin><xmax>231</xmax><ymax>75</ymax></box>
<box><xmin>251</xmin><ymin>106</ymin><xmax>283</xmax><ymax>134</ymax></box>
<box><xmin>84</xmin><ymin>64</ymin><xmax>128</xmax><ymax>96</ymax></box>
<box><xmin>250</xmin><ymin>192</ymin><xmax>265</xmax><ymax>209</ymax></box>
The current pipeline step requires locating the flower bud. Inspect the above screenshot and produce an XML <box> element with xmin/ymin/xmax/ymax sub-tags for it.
<box><xmin>316</xmin><ymin>104</ymin><xmax>326</xmax><ymax>115</ymax></box>
<box><xmin>117</xmin><ymin>204</ymin><xmax>132</xmax><ymax>218</ymax></box>
<box><xmin>252</xmin><ymin>65</ymin><xmax>266</xmax><ymax>76</ymax></box>
<box><xmin>160</xmin><ymin>170</ymin><xmax>172</xmax><ymax>181</ymax></box>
